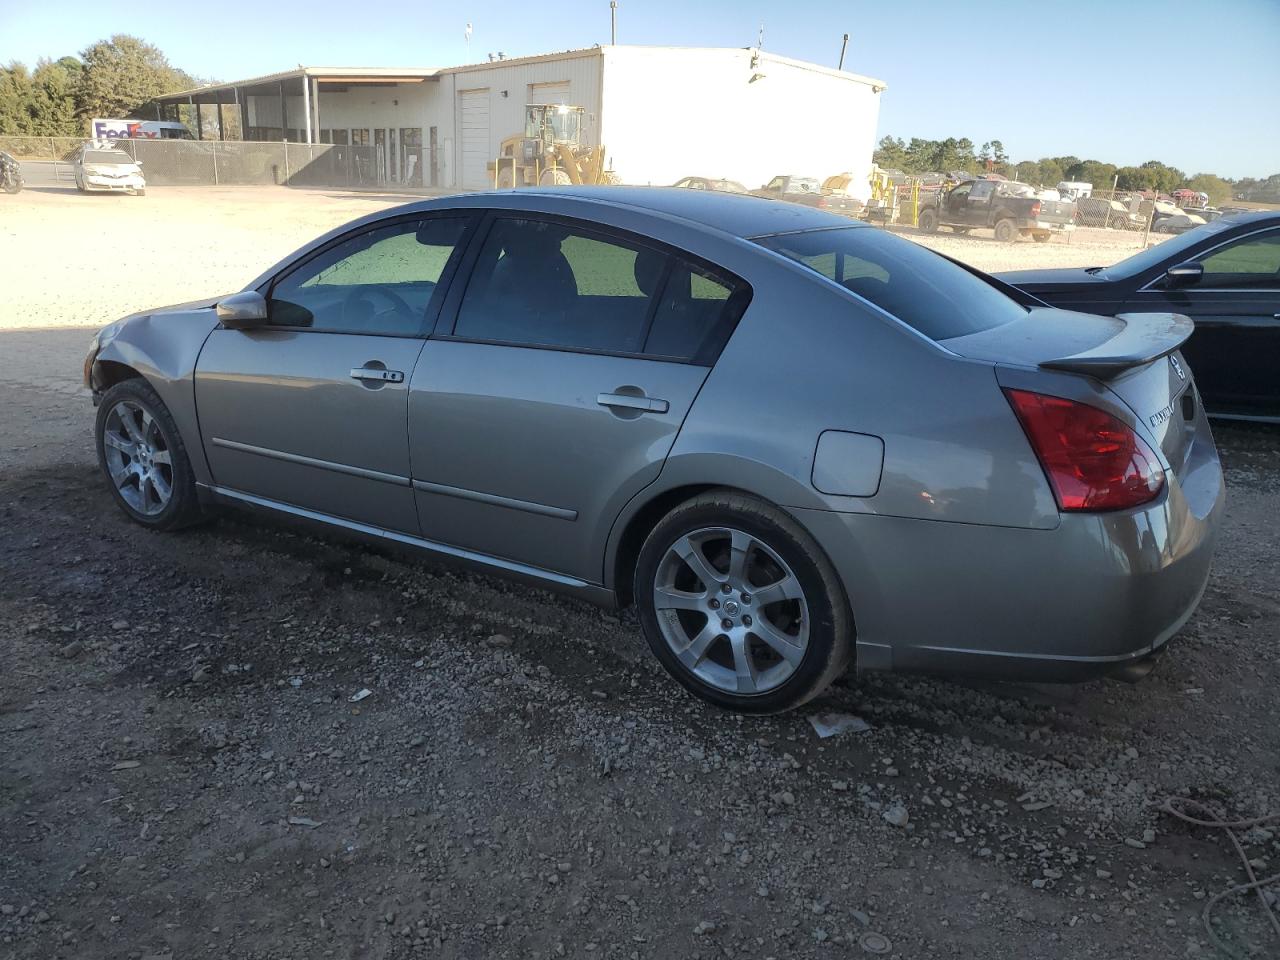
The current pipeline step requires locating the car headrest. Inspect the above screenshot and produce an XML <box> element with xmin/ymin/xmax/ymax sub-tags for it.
<box><xmin>633</xmin><ymin>248</ymin><xmax>668</xmax><ymax>297</ymax></box>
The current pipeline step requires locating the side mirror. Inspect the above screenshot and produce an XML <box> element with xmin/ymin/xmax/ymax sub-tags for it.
<box><xmin>216</xmin><ymin>291</ymin><xmax>269</xmax><ymax>329</ymax></box>
<box><xmin>1164</xmin><ymin>261</ymin><xmax>1204</xmax><ymax>289</ymax></box>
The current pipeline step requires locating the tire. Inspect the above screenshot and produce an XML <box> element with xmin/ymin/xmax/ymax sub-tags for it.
<box><xmin>634</xmin><ymin>490</ymin><xmax>852</xmax><ymax>714</ymax></box>
<box><xmin>495</xmin><ymin>167</ymin><xmax>515</xmax><ymax>189</ymax></box>
<box><xmin>1033</xmin><ymin>232</ymin><xmax>1051</xmax><ymax>242</ymax></box>
<box><xmin>917</xmin><ymin>208</ymin><xmax>939</xmax><ymax>233</ymax></box>
<box><xmin>75</xmin><ymin>176</ymin><xmax>86</xmax><ymax>193</ymax></box>
<box><xmin>95</xmin><ymin>378</ymin><xmax>204</xmax><ymax>531</ymax></box>
<box><xmin>538</xmin><ymin>167</ymin><xmax>573</xmax><ymax>187</ymax></box>
<box><xmin>993</xmin><ymin>218</ymin><xmax>1018</xmax><ymax>243</ymax></box>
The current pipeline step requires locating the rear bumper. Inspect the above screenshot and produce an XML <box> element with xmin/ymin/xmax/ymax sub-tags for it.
<box><xmin>793</xmin><ymin>448</ymin><xmax>1224</xmax><ymax>682</ymax></box>
<box><xmin>1021</xmin><ymin>219</ymin><xmax>1074</xmax><ymax>232</ymax></box>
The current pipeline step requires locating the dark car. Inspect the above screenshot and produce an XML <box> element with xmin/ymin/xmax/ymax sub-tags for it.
<box><xmin>752</xmin><ymin>175</ymin><xmax>862</xmax><ymax>218</ymax></box>
<box><xmin>919</xmin><ymin>179</ymin><xmax>1076</xmax><ymax>242</ymax></box>
<box><xmin>998</xmin><ymin>212</ymin><xmax>1280</xmax><ymax>421</ymax></box>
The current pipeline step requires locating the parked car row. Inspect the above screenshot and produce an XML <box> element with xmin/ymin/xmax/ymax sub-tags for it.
<box><xmin>85</xmin><ymin>189</ymin><xmax>1277</xmax><ymax>717</ymax></box>
<box><xmin>674</xmin><ymin>173</ymin><xmax>864</xmax><ymax>218</ymax></box>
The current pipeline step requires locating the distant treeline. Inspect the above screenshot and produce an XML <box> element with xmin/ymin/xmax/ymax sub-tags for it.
<box><xmin>0</xmin><ymin>35</ymin><xmax>218</xmax><ymax>139</ymax></box>
<box><xmin>873</xmin><ymin>136</ymin><xmax>1278</xmax><ymax>206</ymax></box>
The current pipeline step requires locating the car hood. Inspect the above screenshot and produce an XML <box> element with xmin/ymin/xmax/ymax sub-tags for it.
<box><xmin>994</xmin><ymin>267</ymin><xmax>1108</xmax><ymax>289</ymax></box>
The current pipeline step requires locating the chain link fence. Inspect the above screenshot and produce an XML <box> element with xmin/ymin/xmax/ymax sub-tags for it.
<box><xmin>0</xmin><ymin>136</ymin><xmax>385</xmax><ymax>188</ymax></box>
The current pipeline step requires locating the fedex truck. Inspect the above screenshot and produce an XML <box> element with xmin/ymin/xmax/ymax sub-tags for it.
<box><xmin>91</xmin><ymin>119</ymin><xmax>194</xmax><ymax>141</ymax></box>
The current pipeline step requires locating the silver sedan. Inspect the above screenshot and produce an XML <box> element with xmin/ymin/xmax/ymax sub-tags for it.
<box><xmin>85</xmin><ymin>188</ymin><xmax>1224</xmax><ymax>713</ymax></box>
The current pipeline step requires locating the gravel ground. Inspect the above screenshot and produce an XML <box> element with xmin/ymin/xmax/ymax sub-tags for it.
<box><xmin>1</xmin><ymin>186</ymin><xmax>1276</xmax><ymax>960</ymax></box>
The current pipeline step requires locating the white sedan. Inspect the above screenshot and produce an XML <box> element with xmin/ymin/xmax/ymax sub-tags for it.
<box><xmin>73</xmin><ymin>145</ymin><xmax>146</xmax><ymax>196</ymax></box>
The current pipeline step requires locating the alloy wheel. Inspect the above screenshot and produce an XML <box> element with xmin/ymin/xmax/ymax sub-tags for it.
<box><xmin>652</xmin><ymin>526</ymin><xmax>810</xmax><ymax>695</ymax></box>
<box><xmin>101</xmin><ymin>400</ymin><xmax>174</xmax><ymax>516</ymax></box>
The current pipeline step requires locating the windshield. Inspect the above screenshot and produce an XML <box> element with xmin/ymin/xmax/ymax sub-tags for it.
<box><xmin>84</xmin><ymin>150</ymin><xmax>132</xmax><ymax>164</ymax></box>
<box><xmin>716</xmin><ymin>180</ymin><xmax>748</xmax><ymax>193</ymax></box>
<box><xmin>1103</xmin><ymin>217</ymin><xmax>1240</xmax><ymax>279</ymax></box>
<box><xmin>758</xmin><ymin>227</ymin><xmax>1028</xmax><ymax>341</ymax></box>
<box><xmin>527</xmin><ymin>105</ymin><xmax>582</xmax><ymax>144</ymax></box>
<box><xmin>788</xmin><ymin>178</ymin><xmax>821</xmax><ymax>193</ymax></box>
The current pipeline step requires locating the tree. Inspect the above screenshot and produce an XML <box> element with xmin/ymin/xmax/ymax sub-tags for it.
<box><xmin>872</xmin><ymin>135</ymin><xmax>907</xmax><ymax>170</ymax></box>
<box><xmin>77</xmin><ymin>35</ymin><xmax>193</xmax><ymax>122</ymax></box>
<box><xmin>1066</xmin><ymin>159</ymin><xmax>1117</xmax><ymax>189</ymax></box>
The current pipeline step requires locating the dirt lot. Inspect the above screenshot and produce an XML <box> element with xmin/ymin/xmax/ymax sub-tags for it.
<box><xmin>1</xmin><ymin>186</ymin><xmax>1277</xmax><ymax>960</ymax></box>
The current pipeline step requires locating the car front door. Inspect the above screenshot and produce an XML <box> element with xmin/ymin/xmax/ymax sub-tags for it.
<box><xmin>407</xmin><ymin>214</ymin><xmax>749</xmax><ymax>582</ymax></box>
<box><xmin>966</xmin><ymin>181</ymin><xmax>996</xmax><ymax>226</ymax></box>
<box><xmin>943</xmin><ymin>183</ymin><xmax>970</xmax><ymax>222</ymax></box>
<box><xmin>194</xmin><ymin>214</ymin><xmax>475</xmax><ymax>532</ymax></box>
<box><xmin>1126</xmin><ymin>227</ymin><xmax>1280</xmax><ymax>417</ymax></box>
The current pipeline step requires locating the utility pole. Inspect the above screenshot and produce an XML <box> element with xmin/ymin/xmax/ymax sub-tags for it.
<box><xmin>838</xmin><ymin>33</ymin><xmax>849</xmax><ymax>70</ymax></box>
<box><xmin>610</xmin><ymin>1</ymin><xmax>618</xmax><ymax>45</ymax></box>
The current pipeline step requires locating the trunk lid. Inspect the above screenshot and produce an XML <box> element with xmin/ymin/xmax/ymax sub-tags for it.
<box><xmin>944</xmin><ymin>307</ymin><xmax>1198</xmax><ymax>474</ymax></box>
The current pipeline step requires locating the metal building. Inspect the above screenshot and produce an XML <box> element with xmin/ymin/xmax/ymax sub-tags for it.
<box><xmin>154</xmin><ymin>46</ymin><xmax>886</xmax><ymax>198</ymax></box>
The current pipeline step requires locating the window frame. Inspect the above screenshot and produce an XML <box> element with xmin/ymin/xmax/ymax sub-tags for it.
<box><xmin>434</xmin><ymin>210</ymin><xmax>753</xmax><ymax>366</ymax></box>
<box><xmin>1193</xmin><ymin>228</ymin><xmax>1280</xmax><ymax>290</ymax></box>
<box><xmin>261</xmin><ymin>212</ymin><xmax>480</xmax><ymax>338</ymax></box>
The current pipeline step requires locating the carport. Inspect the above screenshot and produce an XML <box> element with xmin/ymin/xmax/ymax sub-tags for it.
<box><xmin>153</xmin><ymin>67</ymin><xmax>439</xmax><ymax>144</ymax></box>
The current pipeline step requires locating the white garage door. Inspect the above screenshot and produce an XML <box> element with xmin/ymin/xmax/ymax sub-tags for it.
<box><xmin>458</xmin><ymin>89</ymin><xmax>490</xmax><ymax>188</ymax></box>
<box><xmin>529</xmin><ymin>81</ymin><xmax>570</xmax><ymax>105</ymax></box>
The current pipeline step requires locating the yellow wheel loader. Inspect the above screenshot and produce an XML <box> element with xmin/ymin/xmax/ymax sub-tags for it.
<box><xmin>490</xmin><ymin>104</ymin><xmax>620</xmax><ymax>188</ymax></box>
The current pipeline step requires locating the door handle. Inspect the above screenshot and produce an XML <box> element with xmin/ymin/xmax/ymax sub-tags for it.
<box><xmin>597</xmin><ymin>392</ymin><xmax>669</xmax><ymax>414</ymax></box>
<box><xmin>350</xmin><ymin>365</ymin><xmax>404</xmax><ymax>384</ymax></box>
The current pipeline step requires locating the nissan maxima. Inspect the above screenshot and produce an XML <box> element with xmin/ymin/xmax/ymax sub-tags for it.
<box><xmin>84</xmin><ymin>188</ymin><xmax>1224</xmax><ymax>713</ymax></box>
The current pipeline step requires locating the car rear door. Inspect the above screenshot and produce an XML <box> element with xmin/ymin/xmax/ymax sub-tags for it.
<box><xmin>407</xmin><ymin>213</ymin><xmax>749</xmax><ymax>582</ymax></box>
<box><xmin>194</xmin><ymin>214</ymin><xmax>475</xmax><ymax>533</ymax></box>
<box><xmin>1124</xmin><ymin>227</ymin><xmax>1280</xmax><ymax>418</ymax></box>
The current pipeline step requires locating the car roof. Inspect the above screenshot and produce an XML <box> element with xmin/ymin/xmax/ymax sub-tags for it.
<box><xmin>422</xmin><ymin>186</ymin><xmax>858</xmax><ymax>240</ymax></box>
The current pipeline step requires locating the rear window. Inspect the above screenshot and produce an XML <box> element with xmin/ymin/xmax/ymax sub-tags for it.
<box><xmin>757</xmin><ymin>227</ymin><xmax>1028</xmax><ymax>340</ymax></box>
<box><xmin>84</xmin><ymin>150</ymin><xmax>132</xmax><ymax>164</ymax></box>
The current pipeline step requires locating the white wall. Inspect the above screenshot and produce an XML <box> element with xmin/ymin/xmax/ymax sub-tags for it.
<box><xmin>599</xmin><ymin>47</ymin><xmax>883</xmax><ymax>200</ymax></box>
<box><xmin>436</xmin><ymin>52</ymin><xmax>604</xmax><ymax>188</ymax></box>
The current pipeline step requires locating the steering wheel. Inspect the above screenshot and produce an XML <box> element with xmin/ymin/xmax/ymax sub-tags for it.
<box><xmin>341</xmin><ymin>285</ymin><xmax>413</xmax><ymax>329</ymax></box>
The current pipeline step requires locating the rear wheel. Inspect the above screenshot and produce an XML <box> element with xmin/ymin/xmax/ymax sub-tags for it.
<box><xmin>993</xmin><ymin>218</ymin><xmax>1018</xmax><ymax>242</ymax></box>
<box><xmin>495</xmin><ymin>166</ymin><xmax>515</xmax><ymax>189</ymax></box>
<box><xmin>634</xmin><ymin>491</ymin><xmax>851</xmax><ymax>714</ymax></box>
<box><xmin>1033</xmin><ymin>232</ymin><xmax>1051</xmax><ymax>242</ymax></box>
<box><xmin>95</xmin><ymin>378</ymin><xmax>203</xmax><ymax>531</ymax></box>
<box><xmin>917</xmin><ymin>208</ymin><xmax>939</xmax><ymax>233</ymax></box>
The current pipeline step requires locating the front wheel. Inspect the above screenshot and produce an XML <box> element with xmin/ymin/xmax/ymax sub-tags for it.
<box><xmin>634</xmin><ymin>491</ymin><xmax>852</xmax><ymax>714</ymax></box>
<box><xmin>917</xmin><ymin>208</ymin><xmax>939</xmax><ymax>233</ymax></box>
<box><xmin>2</xmin><ymin>178</ymin><xmax>20</xmax><ymax>195</ymax></box>
<box><xmin>95</xmin><ymin>378</ymin><xmax>204</xmax><ymax>530</ymax></box>
<box><xmin>993</xmin><ymin>218</ymin><xmax>1018</xmax><ymax>242</ymax></box>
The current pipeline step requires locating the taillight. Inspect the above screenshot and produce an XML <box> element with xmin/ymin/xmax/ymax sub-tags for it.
<box><xmin>1004</xmin><ymin>389</ymin><xmax>1164</xmax><ymax>512</ymax></box>
<box><xmin>817</xmin><ymin>196</ymin><xmax>830</xmax><ymax>208</ymax></box>
<box><xmin>1029</xmin><ymin>200</ymin><xmax>1042</xmax><ymax>217</ymax></box>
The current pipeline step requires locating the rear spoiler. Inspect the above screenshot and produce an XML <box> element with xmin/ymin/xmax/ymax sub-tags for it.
<box><xmin>1039</xmin><ymin>313</ymin><xmax>1194</xmax><ymax>379</ymax></box>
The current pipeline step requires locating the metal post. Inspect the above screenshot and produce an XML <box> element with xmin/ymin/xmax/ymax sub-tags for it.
<box><xmin>215</xmin><ymin>92</ymin><xmax>224</xmax><ymax>141</ymax></box>
<box><xmin>311</xmin><ymin>78</ymin><xmax>320</xmax><ymax>143</ymax></box>
<box><xmin>279</xmin><ymin>82</ymin><xmax>288</xmax><ymax>141</ymax></box>
<box><xmin>838</xmin><ymin>33</ymin><xmax>849</xmax><ymax>70</ymax></box>
<box><xmin>236</xmin><ymin>87</ymin><xmax>247</xmax><ymax>142</ymax></box>
<box><xmin>302</xmin><ymin>74</ymin><xmax>312</xmax><ymax>144</ymax></box>
<box><xmin>192</xmin><ymin>96</ymin><xmax>201</xmax><ymax>139</ymax></box>
<box><xmin>610</xmin><ymin>1</ymin><xmax>618</xmax><ymax>44</ymax></box>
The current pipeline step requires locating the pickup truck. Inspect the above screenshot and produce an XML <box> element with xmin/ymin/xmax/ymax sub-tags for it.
<box><xmin>752</xmin><ymin>174</ymin><xmax>862</xmax><ymax>218</ymax></box>
<box><xmin>918</xmin><ymin>179</ymin><xmax>1075</xmax><ymax>242</ymax></box>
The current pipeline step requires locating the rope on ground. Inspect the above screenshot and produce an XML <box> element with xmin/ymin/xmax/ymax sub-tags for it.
<box><xmin>1156</xmin><ymin>795</ymin><xmax>1280</xmax><ymax>958</ymax></box>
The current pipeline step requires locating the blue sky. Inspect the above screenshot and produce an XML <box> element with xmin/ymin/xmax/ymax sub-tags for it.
<box><xmin>3</xmin><ymin>0</ymin><xmax>1277</xmax><ymax>178</ymax></box>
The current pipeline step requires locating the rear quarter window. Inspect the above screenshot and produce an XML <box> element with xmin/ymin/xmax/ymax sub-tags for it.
<box><xmin>757</xmin><ymin>227</ymin><xmax>1027</xmax><ymax>340</ymax></box>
